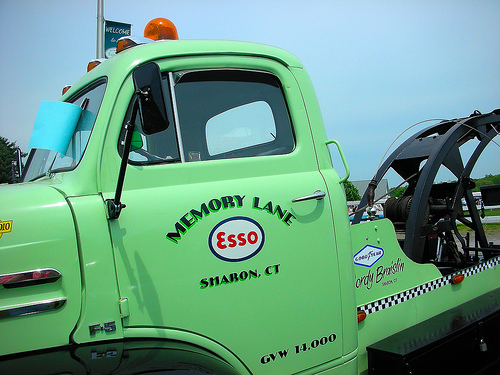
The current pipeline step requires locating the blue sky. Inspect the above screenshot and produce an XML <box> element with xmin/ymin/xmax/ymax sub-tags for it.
<box><xmin>1</xmin><ymin>0</ymin><xmax>499</xmax><ymax>186</ymax></box>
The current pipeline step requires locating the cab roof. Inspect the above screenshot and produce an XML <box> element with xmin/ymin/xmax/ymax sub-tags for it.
<box><xmin>64</xmin><ymin>39</ymin><xmax>304</xmax><ymax>99</ymax></box>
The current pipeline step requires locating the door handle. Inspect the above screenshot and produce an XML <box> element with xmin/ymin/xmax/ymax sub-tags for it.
<box><xmin>292</xmin><ymin>190</ymin><xmax>326</xmax><ymax>203</ymax></box>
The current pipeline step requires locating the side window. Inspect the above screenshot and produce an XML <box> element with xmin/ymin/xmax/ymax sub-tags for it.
<box><xmin>121</xmin><ymin>69</ymin><xmax>294</xmax><ymax>164</ymax></box>
<box><xmin>174</xmin><ymin>70</ymin><xmax>294</xmax><ymax>161</ymax></box>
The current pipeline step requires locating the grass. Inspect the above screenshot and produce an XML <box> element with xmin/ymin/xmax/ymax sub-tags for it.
<box><xmin>464</xmin><ymin>208</ymin><xmax>500</xmax><ymax>217</ymax></box>
<box><xmin>483</xmin><ymin>208</ymin><xmax>500</xmax><ymax>216</ymax></box>
<box><xmin>457</xmin><ymin>222</ymin><xmax>500</xmax><ymax>237</ymax></box>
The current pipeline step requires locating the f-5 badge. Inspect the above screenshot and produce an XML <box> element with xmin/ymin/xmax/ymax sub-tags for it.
<box><xmin>0</xmin><ymin>220</ymin><xmax>12</xmax><ymax>239</ymax></box>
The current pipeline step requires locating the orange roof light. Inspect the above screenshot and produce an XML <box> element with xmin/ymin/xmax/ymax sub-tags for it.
<box><xmin>144</xmin><ymin>18</ymin><xmax>178</xmax><ymax>41</ymax></box>
<box><xmin>116</xmin><ymin>36</ymin><xmax>140</xmax><ymax>53</ymax></box>
<box><xmin>87</xmin><ymin>59</ymin><xmax>103</xmax><ymax>72</ymax></box>
<box><xmin>62</xmin><ymin>85</ymin><xmax>72</xmax><ymax>95</ymax></box>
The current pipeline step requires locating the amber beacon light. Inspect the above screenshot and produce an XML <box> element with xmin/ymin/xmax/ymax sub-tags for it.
<box><xmin>144</xmin><ymin>18</ymin><xmax>179</xmax><ymax>41</ymax></box>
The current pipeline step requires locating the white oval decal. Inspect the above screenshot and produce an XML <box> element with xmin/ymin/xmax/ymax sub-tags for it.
<box><xmin>209</xmin><ymin>217</ymin><xmax>265</xmax><ymax>262</ymax></box>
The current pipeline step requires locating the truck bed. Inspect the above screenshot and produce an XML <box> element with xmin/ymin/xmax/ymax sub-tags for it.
<box><xmin>367</xmin><ymin>288</ymin><xmax>500</xmax><ymax>374</ymax></box>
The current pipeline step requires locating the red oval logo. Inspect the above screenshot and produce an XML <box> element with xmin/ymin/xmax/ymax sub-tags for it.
<box><xmin>209</xmin><ymin>217</ymin><xmax>264</xmax><ymax>262</ymax></box>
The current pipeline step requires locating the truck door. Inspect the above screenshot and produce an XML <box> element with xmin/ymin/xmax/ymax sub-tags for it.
<box><xmin>104</xmin><ymin>62</ymin><xmax>344</xmax><ymax>374</ymax></box>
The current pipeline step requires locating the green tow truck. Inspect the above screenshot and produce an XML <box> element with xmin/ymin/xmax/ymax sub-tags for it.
<box><xmin>1</xmin><ymin>18</ymin><xmax>499</xmax><ymax>375</ymax></box>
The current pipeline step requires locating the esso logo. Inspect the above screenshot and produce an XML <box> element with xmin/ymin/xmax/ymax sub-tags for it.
<box><xmin>209</xmin><ymin>217</ymin><xmax>265</xmax><ymax>262</ymax></box>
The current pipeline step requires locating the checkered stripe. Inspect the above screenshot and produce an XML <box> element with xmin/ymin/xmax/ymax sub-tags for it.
<box><xmin>357</xmin><ymin>256</ymin><xmax>500</xmax><ymax>315</ymax></box>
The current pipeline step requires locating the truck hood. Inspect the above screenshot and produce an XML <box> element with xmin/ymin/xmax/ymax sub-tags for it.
<box><xmin>0</xmin><ymin>182</ymin><xmax>76</xmax><ymax>254</ymax></box>
<box><xmin>0</xmin><ymin>182</ymin><xmax>83</xmax><ymax>356</ymax></box>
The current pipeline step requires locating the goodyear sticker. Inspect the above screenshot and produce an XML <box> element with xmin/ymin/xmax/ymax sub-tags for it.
<box><xmin>354</xmin><ymin>245</ymin><xmax>384</xmax><ymax>267</ymax></box>
<box><xmin>0</xmin><ymin>220</ymin><xmax>13</xmax><ymax>239</ymax></box>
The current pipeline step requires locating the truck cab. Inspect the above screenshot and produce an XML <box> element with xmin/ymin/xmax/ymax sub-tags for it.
<box><xmin>1</xmin><ymin>31</ymin><xmax>357</xmax><ymax>374</ymax></box>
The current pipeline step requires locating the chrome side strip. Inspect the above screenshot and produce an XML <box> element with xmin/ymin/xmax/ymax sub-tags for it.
<box><xmin>0</xmin><ymin>298</ymin><xmax>66</xmax><ymax>319</ymax></box>
<box><xmin>0</xmin><ymin>268</ymin><xmax>61</xmax><ymax>288</ymax></box>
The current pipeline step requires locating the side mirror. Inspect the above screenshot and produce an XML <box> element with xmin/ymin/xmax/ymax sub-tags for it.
<box><xmin>106</xmin><ymin>62</ymin><xmax>168</xmax><ymax>220</ymax></box>
<box><xmin>132</xmin><ymin>62</ymin><xmax>169</xmax><ymax>135</ymax></box>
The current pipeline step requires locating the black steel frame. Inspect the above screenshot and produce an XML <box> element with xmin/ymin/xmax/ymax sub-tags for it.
<box><xmin>353</xmin><ymin>109</ymin><xmax>500</xmax><ymax>264</ymax></box>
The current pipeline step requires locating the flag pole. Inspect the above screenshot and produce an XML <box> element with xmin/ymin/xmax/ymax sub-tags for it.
<box><xmin>96</xmin><ymin>0</ymin><xmax>104</xmax><ymax>58</ymax></box>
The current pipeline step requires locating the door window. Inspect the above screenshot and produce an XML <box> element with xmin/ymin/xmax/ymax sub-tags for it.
<box><xmin>122</xmin><ymin>69</ymin><xmax>294</xmax><ymax>163</ymax></box>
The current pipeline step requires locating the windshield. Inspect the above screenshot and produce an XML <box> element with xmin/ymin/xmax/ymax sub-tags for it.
<box><xmin>22</xmin><ymin>81</ymin><xmax>106</xmax><ymax>182</ymax></box>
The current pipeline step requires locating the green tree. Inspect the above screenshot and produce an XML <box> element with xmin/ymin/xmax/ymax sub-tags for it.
<box><xmin>389</xmin><ymin>185</ymin><xmax>407</xmax><ymax>198</ymax></box>
<box><xmin>473</xmin><ymin>174</ymin><xmax>500</xmax><ymax>191</ymax></box>
<box><xmin>0</xmin><ymin>136</ymin><xmax>25</xmax><ymax>184</ymax></box>
<box><xmin>344</xmin><ymin>180</ymin><xmax>361</xmax><ymax>201</ymax></box>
